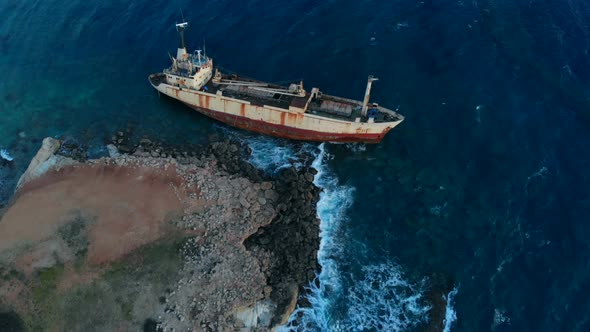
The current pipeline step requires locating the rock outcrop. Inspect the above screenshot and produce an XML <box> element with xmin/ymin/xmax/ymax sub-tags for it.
<box><xmin>0</xmin><ymin>135</ymin><xmax>320</xmax><ymax>331</ymax></box>
<box><xmin>15</xmin><ymin>137</ymin><xmax>67</xmax><ymax>190</ymax></box>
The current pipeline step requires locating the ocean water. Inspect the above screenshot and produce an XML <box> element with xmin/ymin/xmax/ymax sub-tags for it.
<box><xmin>2</xmin><ymin>0</ymin><xmax>590</xmax><ymax>331</ymax></box>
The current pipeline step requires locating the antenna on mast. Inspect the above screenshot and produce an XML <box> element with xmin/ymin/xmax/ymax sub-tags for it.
<box><xmin>203</xmin><ymin>39</ymin><xmax>206</xmax><ymax>58</ymax></box>
<box><xmin>175</xmin><ymin>9</ymin><xmax>188</xmax><ymax>50</ymax></box>
<box><xmin>175</xmin><ymin>10</ymin><xmax>189</xmax><ymax>60</ymax></box>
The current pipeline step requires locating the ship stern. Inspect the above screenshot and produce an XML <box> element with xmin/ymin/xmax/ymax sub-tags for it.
<box><xmin>148</xmin><ymin>73</ymin><xmax>167</xmax><ymax>90</ymax></box>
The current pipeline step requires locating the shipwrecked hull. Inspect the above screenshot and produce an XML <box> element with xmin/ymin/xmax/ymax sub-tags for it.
<box><xmin>150</xmin><ymin>74</ymin><xmax>403</xmax><ymax>143</ymax></box>
<box><xmin>185</xmin><ymin>104</ymin><xmax>390</xmax><ymax>143</ymax></box>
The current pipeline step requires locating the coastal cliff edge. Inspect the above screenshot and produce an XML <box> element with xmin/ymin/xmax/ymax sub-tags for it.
<box><xmin>0</xmin><ymin>136</ymin><xmax>320</xmax><ymax>331</ymax></box>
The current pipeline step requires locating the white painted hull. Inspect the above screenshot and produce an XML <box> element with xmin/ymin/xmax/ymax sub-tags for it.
<box><xmin>151</xmin><ymin>80</ymin><xmax>403</xmax><ymax>143</ymax></box>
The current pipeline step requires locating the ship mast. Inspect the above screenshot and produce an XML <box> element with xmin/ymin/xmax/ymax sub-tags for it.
<box><xmin>361</xmin><ymin>76</ymin><xmax>378</xmax><ymax>117</ymax></box>
<box><xmin>175</xmin><ymin>22</ymin><xmax>188</xmax><ymax>60</ymax></box>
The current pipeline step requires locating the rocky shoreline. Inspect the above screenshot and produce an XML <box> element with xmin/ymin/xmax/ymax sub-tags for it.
<box><xmin>109</xmin><ymin>132</ymin><xmax>322</xmax><ymax>329</ymax></box>
<box><xmin>0</xmin><ymin>133</ymin><xmax>321</xmax><ymax>331</ymax></box>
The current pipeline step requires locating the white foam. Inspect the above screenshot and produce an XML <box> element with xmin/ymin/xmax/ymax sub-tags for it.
<box><xmin>443</xmin><ymin>287</ymin><xmax>459</xmax><ymax>332</ymax></box>
<box><xmin>0</xmin><ymin>149</ymin><xmax>14</xmax><ymax>161</ymax></box>
<box><xmin>277</xmin><ymin>142</ymin><xmax>353</xmax><ymax>331</ymax></box>
<box><xmin>525</xmin><ymin>165</ymin><xmax>549</xmax><ymax>195</ymax></box>
<box><xmin>242</xmin><ymin>136</ymin><xmax>316</xmax><ymax>174</ymax></box>
<box><xmin>493</xmin><ymin>308</ymin><xmax>511</xmax><ymax>327</ymax></box>
<box><xmin>346</xmin><ymin>262</ymin><xmax>430</xmax><ymax>331</ymax></box>
<box><xmin>396</xmin><ymin>22</ymin><xmax>410</xmax><ymax>30</ymax></box>
<box><xmin>277</xmin><ymin>143</ymin><xmax>429</xmax><ymax>331</ymax></box>
<box><xmin>475</xmin><ymin>105</ymin><xmax>482</xmax><ymax>124</ymax></box>
<box><xmin>344</xmin><ymin>143</ymin><xmax>367</xmax><ymax>153</ymax></box>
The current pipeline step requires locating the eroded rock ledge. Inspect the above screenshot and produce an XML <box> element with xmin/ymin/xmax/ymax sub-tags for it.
<box><xmin>0</xmin><ymin>135</ymin><xmax>320</xmax><ymax>331</ymax></box>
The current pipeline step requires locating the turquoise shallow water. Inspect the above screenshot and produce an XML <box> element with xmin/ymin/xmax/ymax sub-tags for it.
<box><xmin>2</xmin><ymin>0</ymin><xmax>590</xmax><ymax>331</ymax></box>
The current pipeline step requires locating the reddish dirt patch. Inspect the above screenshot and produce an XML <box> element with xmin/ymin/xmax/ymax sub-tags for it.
<box><xmin>15</xmin><ymin>238</ymin><xmax>72</xmax><ymax>276</ymax></box>
<box><xmin>0</xmin><ymin>162</ymin><xmax>188</xmax><ymax>265</ymax></box>
<box><xmin>0</xmin><ymin>278</ymin><xmax>30</xmax><ymax>314</ymax></box>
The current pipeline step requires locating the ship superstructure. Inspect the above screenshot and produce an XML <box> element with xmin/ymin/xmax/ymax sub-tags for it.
<box><xmin>149</xmin><ymin>21</ymin><xmax>404</xmax><ymax>143</ymax></box>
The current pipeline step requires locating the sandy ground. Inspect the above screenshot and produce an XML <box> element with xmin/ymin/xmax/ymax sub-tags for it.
<box><xmin>0</xmin><ymin>162</ymin><xmax>187</xmax><ymax>265</ymax></box>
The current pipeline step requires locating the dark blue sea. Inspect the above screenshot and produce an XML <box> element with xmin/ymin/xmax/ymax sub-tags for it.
<box><xmin>2</xmin><ymin>0</ymin><xmax>590</xmax><ymax>331</ymax></box>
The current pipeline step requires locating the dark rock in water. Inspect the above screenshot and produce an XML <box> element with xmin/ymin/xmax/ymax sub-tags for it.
<box><xmin>3</xmin><ymin>93</ymin><xmax>17</xmax><ymax>103</ymax></box>
<box><xmin>424</xmin><ymin>274</ymin><xmax>454</xmax><ymax>332</ymax></box>
<box><xmin>204</xmin><ymin>140</ymin><xmax>266</xmax><ymax>182</ymax></box>
<box><xmin>140</xmin><ymin>138</ymin><xmax>153</xmax><ymax>146</ymax></box>
<box><xmin>208</xmin><ymin>133</ymin><xmax>220</xmax><ymax>142</ymax></box>
<box><xmin>0</xmin><ymin>310</ymin><xmax>25</xmax><ymax>332</ymax></box>
<box><xmin>118</xmin><ymin>145</ymin><xmax>133</xmax><ymax>154</ymax></box>
<box><xmin>143</xmin><ymin>318</ymin><xmax>162</xmax><ymax>332</ymax></box>
<box><xmin>244</xmin><ymin>161</ymin><xmax>321</xmax><ymax>326</ymax></box>
<box><xmin>57</xmin><ymin>137</ymin><xmax>88</xmax><ymax>161</ymax></box>
<box><xmin>86</xmin><ymin>145</ymin><xmax>110</xmax><ymax>159</ymax></box>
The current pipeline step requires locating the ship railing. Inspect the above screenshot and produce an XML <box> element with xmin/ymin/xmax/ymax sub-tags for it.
<box><xmin>191</xmin><ymin>58</ymin><xmax>209</xmax><ymax>66</ymax></box>
<box><xmin>164</xmin><ymin>68</ymin><xmax>193</xmax><ymax>78</ymax></box>
<box><xmin>248</xmin><ymin>86</ymin><xmax>306</xmax><ymax>98</ymax></box>
<box><xmin>214</xmin><ymin>79</ymin><xmax>268</xmax><ymax>87</ymax></box>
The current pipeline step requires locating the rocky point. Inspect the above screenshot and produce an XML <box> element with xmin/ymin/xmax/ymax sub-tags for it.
<box><xmin>0</xmin><ymin>134</ymin><xmax>320</xmax><ymax>331</ymax></box>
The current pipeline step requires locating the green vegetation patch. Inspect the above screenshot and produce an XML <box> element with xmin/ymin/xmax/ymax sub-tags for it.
<box><xmin>104</xmin><ymin>235</ymin><xmax>186</xmax><ymax>286</ymax></box>
<box><xmin>33</xmin><ymin>264</ymin><xmax>65</xmax><ymax>303</ymax></box>
<box><xmin>0</xmin><ymin>266</ymin><xmax>24</xmax><ymax>283</ymax></box>
<box><xmin>25</xmin><ymin>264</ymin><xmax>65</xmax><ymax>331</ymax></box>
<box><xmin>58</xmin><ymin>211</ymin><xmax>92</xmax><ymax>259</ymax></box>
<box><xmin>56</xmin><ymin>236</ymin><xmax>187</xmax><ymax>331</ymax></box>
<box><xmin>57</xmin><ymin>281</ymin><xmax>121</xmax><ymax>331</ymax></box>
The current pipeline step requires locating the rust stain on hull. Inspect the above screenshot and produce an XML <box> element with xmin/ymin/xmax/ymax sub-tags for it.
<box><xmin>154</xmin><ymin>81</ymin><xmax>401</xmax><ymax>144</ymax></box>
<box><xmin>186</xmin><ymin>103</ymin><xmax>388</xmax><ymax>143</ymax></box>
<box><xmin>287</xmin><ymin>112</ymin><xmax>300</xmax><ymax>124</ymax></box>
<box><xmin>279</xmin><ymin>111</ymin><xmax>303</xmax><ymax>126</ymax></box>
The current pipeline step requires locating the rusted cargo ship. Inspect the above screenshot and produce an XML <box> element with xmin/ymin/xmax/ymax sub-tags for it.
<box><xmin>149</xmin><ymin>22</ymin><xmax>404</xmax><ymax>143</ymax></box>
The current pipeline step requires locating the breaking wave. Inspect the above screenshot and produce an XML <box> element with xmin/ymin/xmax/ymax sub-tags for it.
<box><xmin>343</xmin><ymin>143</ymin><xmax>367</xmax><ymax>153</ymax></box>
<box><xmin>340</xmin><ymin>262</ymin><xmax>430</xmax><ymax>331</ymax></box>
<box><xmin>271</xmin><ymin>142</ymin><xmax>429</xmax><ymax>332</ymax></box>
<box><xmin>277</xmin><ymin>142</ymin><xmax>353</xmax><ymax>331</ymax></box>
<box><xmin>443</xmin><ymin>287</ymin><xmax>459</xmax><ymax>332</ymax></box>
<box><xmin>238</xmin><ymin>135</ymin><xmax>315</xmax><ymax>174</ymax></box>
<box><xmin>1</xmin><ymin>149</ymin><xmax>14</xmax><ymax>162</ymax></box>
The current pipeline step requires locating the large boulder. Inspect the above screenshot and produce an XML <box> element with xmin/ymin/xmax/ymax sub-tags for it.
<box><xmin>15</xmin><ymin>137</ymin><xmax>67</xmax><ymax>190</ymax></box>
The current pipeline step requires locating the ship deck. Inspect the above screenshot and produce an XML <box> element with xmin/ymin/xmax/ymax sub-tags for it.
<box><xmin>150</xmin><ymin>73</ymin><xmax>403</xmax><ymax>124</ymax></box>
